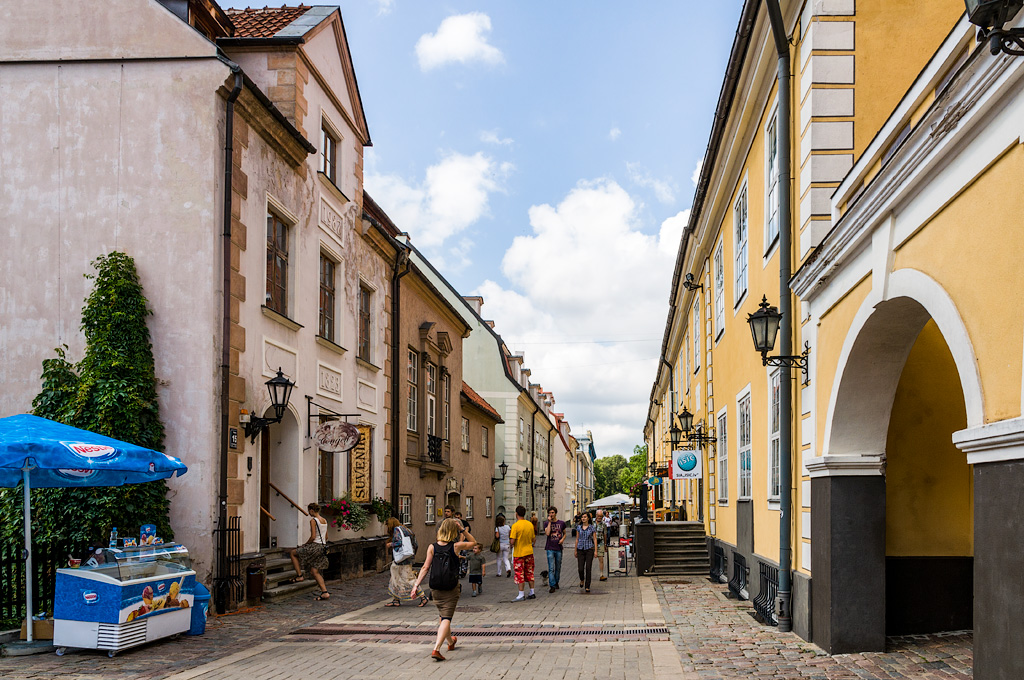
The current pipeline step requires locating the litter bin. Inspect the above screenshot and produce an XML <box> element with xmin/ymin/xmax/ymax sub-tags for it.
<box><xmin>247</xmin><ymin>563</ymin><xmax>265</xmax><ymax>601</ymax></box>
<box><xmin>188</xmin><ymin>583</ymin><xmax>211</xmax><ymax>636</ymax></box>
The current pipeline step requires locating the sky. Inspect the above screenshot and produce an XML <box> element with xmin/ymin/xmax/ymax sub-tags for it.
<box><xmin>226</xmin><ymin>1</ymin><xmax>745</xmax><ymax>458</ymax></box>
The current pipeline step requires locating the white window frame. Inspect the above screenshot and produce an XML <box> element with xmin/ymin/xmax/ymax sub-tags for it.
<box><xmin>486</xmin><ymin>496</ymin><xmax>492</xmax><ymax>518</ymax></box>
<box><xmin>399</xmin><ymin>494</ymin><xmax>412</xmax><ymax>525</ymax></box>
<box><xmin>717</xmin><ymin>407</ymin><xmax>729</xmax><ymax>505</ymax></box>
<box><xmin>764</xmin><ymin>102</ymin><xmax>781</xmax><ymax>257</ymax></box>
<box><xmin>481</xmin><ymin>426</ymin><xmax>489</xmax><ymax>457</ymax></box>
<box><xmin>737</xmin><ymin>388</ymin><xmax>752</xmax><ymax>500</ymax></box>
<box><xmin>768</xmin><ymin>368</ymin><xmax>782</xmax><ymax>506</ymax></box>
<box><xmin>443</xmin><ymin>374</ymin><xmax>450</xmax><ymax>439</ymax></box>
<box><xmin>461</xmin><ymin>417</ymin><xmax>470</xmax><ymax>451</ymax></box>
<box><xmin>426</xmin><ymin>363</ymin><xmax>437</xmax><ymax>436</ymax></box>
<box><xmin>466</xmin><ymin>496</ymin><xmax>474</xmax><ymax>520</ymax></box>
<box><xmin>692</xmin><ymin>298</ymin><xmax>701</xmax><ymax>372</ymax></box>
<box><xmin>714</xmin><ymin>241</ymin><xmax>725</xmax><ymax>341</ymax></box>
<box><xmin>320</xmin><ymin>115</ymin><xmax>342</xmax><ymax>184</ymax></box>
<box><xmin>407</xmin><ymin>350</ymin><xmax>419</xmax><ymax>431</ymax></box>
<box><xmin>734</xmin><ymin>181</ymin><xmax>749</xmax><ymax>308</ymax></box>
<box><xmin>425</xmin><ymin>495</ymin><xmax>436</xmax><ymax>524</ymax></box>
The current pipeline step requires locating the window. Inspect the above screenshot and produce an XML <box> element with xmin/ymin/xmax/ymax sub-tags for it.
<box><xmin>481</xmin><ymin>426</ymin><xmax>489</xmax><ymax>457</ymax></box>
<box><xmin>714</xmin><ymin>242</ymin><xmax>725</xmax><ymax>339</ymax></box>
<box><xmin>358</xmin><ymin>284</ymin><xmax>372</xmax><ymax>361</ymax></box>
<box><xmin>734</xmin><ymin>186</ymin><xmax>748</xmax><ymax>305</ymax></box>
<box><xmin>320</xmin><ymin>122</ymin><xmax>338</xmax><ymax>183</ymax></box>
<box><xmin>461</xmin><ymin>417</ymin><xmax>470</xmax><ymax>451</ymax></box>
<box><xmin>443</xmin><ymin>374</ymin><xmax>451</xmax><ymax>439</ymax></box>
<box><xmin>318</xmin><ymin>255</ymin><xmax>336</xmax><ymax>342</ymax></box>
<box><xmin>765</xmin><ymin>115</ymin><xmax>780</xmax><ymax>248</ymax></box>
<box><xmin>693</xmin><ymin>299</ymin><xmax>701</xmax><ymax>372</ymax></box>
<box><xmin>717</xmin><ymin>411</ymin><xmax>728</xmax><ymax>504</ymax></box>
<box><xmin>486</xmin><ymin>497</ymin><xmax>492</xmax><ymax>518</ymax></box>
<box><xmin>466</xmin><ymin>496</ymin><xmax>474</xmax><ymax>520</ymax></box>
<box><xmin>769</xmin><ymin>370</ymin><xmax>781</xmax><ymax>502</ymax></box>
<box><xmin>399</xmin><ymin>495</ymin><xmax>412</xmax><ymax>525</ymax></box>
<box><xmin>519</xmin><ymin>418</ymin><xmax>524</xmax><ymax>448</ymax></box>
<box><xmin>317</xmin><ymin>449</ymin><xmax>334</xmax><ymax>503</ymax></box>
<box><xmin>266</xmin><ymin>211</ymin><xmax>289</xmax><ymax>315</ymax></box>
<box><xmin>407</xmin><ymin>350</ymin><xmax>418</xmax><ymax>431</ymax></box>
<box><xmin>426</xmin><ymin>363</ymin><xmax>437</xmax><ymax>436</ymax></box>
<box><xmin>738</xmin><ymin>393</ymin><xmax>752</xmax><ymax>500</ymax></box>
<box><xmin>425</xmin><ymin>496</ymin><xmax>436</xmax><ymax>524</ymax></box>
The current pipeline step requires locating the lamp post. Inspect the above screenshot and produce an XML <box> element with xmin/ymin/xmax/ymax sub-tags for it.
<box><xmin>241</xmin><ymin>368</ymin><xmax>296</xmax><ymax>443</ymax></box>
<box><xmin>747</xmin><ymin>297</ymin><xmax>810</xmax><ymax>381</ymax></box>
<box><xmin>491</xmin><ymin>460</ymin><xmax>509</xmax><ymax>486</ymax></box>
<box><xmin>964</xmin><ymin>0</ymin><xmax>1024</xmax><ymax>55</ymax></box>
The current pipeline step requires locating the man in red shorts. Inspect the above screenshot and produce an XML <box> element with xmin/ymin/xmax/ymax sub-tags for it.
<box><xmin>508</xmin><ymin>505</ymin><xmax>536</xmax><ymax>601</ymax></box>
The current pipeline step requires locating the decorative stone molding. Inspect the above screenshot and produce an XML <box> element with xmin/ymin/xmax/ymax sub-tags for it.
<box><xmin>805</xmin><ymin>454</ymin><xmax>885</xmax><ymax>478</ymax></box>
<box><xmin>953</xmin><ymin>418</ymin><xmax>1024</xmax><ymax>465</ymax></box>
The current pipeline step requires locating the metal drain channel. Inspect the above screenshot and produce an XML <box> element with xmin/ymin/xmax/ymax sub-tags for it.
<box><xmin>292</xmin><ymin>625</ymin><xmax>668</xmax><ymax>640</ymax></box>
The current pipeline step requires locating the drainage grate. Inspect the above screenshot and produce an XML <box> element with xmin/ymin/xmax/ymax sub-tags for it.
<box><xmin>292</xmin><ymin>625</ymin><xmax>668</xmax><ymax>640</ymax></box>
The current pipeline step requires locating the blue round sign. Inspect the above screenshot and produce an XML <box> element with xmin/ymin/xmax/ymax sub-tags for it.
<box><xmin>675</xmin><ymin>451</ymin><xmax>698</xmax><ymax>472</ymax></box>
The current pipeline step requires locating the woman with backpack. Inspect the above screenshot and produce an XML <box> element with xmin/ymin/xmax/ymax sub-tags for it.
<box><xmin>411</xmin><ymin>518</ymin><xmax>476</xmax><ymax>661</ymax></box>
<box><xmin>385</xmin><ymin>517</ymin><xmax>428</xmax><ymax>607</ymax></box>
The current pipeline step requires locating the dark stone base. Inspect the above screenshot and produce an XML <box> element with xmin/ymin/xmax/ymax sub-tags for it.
<box><xmin>885</xmin><ymin>556</ymin><xmax>973</xmax><ymax>635</ymax></box>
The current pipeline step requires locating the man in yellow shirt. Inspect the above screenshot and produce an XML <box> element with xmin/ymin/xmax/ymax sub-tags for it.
<box><xmin>508</xmin><ymin>505</ymin><xmax>536</xmax><ymax>601</ymax></box>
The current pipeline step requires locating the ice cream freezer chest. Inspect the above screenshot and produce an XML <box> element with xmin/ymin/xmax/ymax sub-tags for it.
<box><xmin>53</xmin><ymin>543</ymin><xmax>196</xmax><ymax>656</ymax></box>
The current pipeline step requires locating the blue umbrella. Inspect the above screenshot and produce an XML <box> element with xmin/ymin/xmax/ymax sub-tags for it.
<box><xmin>0</xmin><ymin>414</ymin><xmax>188</xmax><ymax>642</ymax></box>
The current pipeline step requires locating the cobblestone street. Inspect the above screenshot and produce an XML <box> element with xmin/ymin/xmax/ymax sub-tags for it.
<box><xmin>0</xmin><ymin>553</ymin><xmax>974</xmax><ymax>680</ymax></box>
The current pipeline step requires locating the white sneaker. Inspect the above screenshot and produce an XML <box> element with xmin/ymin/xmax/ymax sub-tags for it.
<box><xmin>513</xmin><ymin>594</ymin><xmax>525</xmax><ymax>602</ymax></box>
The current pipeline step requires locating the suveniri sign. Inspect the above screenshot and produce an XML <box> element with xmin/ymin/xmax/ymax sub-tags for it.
<box><xmin>349</xmin><ymin>424</ymin><xmax>372</xmax><ymax>503</ymax></box>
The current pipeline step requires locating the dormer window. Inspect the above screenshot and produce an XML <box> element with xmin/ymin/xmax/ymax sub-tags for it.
<box><xmin>320</xmin><ymin>120</ymin><xmax>339</xmax><ymax>184</ymax></box>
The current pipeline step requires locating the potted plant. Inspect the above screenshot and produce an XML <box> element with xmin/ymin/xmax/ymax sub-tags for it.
<box><xmin>323</xmin><ymin>494</ymin><xmax>370</xmax><ymax>532</ymax></box>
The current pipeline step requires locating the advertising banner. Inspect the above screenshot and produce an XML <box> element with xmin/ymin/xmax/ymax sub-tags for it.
<box><xmin>670</xmin><ymin>449</ymin><xmax>702</xmax><ymax>480</ymax></box>
<box><xmin>349</xmin><ymin>424</ymin><xmax>373</xmax><ymax>503</ymax></box>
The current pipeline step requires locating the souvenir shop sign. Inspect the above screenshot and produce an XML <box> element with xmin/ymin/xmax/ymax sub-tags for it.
<box><xmin>314</xmin><ymin>420</ymin><xmax>360</xmax><ymax>453</ymax></box>
<box><xmin>349</xmin><ymin>424</ymin><xmax>372</xmax><ymax>503</ymax></box>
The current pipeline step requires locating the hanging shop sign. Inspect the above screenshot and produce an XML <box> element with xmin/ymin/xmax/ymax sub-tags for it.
<box><xmin>671</xmin><ymin>449</ymin><xmax>702</xmax><ymax>480</ymax></box>
<box><xmin>349</xmin><ymin>424</ymin><xmax>373</xmax><ymax>503</ymax></box>
<box><xmin>647</xmin><ymin>476</ymin><xmax>663</xmax><ymax>486</ymax></box>
<box><xmin>314</xmin><ymin>420</ymin><xmax>361</xmax><ymax>453</ymax></box>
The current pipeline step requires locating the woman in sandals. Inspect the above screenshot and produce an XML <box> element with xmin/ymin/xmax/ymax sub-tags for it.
<box><xmin>411</xmin><ymin>518</ymin><xmax>476</xmax><ymax>661</ymax></box>
<box><xmin>385</xmin><ymin>517</ymin><xmax>429</xmax><ymax>607</ymax></box>
<box><xmin>288</xmin><ymin>503</ymin><xmax>330</xmax><ymax>600</ymax></box>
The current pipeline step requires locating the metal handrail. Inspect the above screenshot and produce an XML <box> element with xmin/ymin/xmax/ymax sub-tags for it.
<box><xmin>260</xmin><ymin>505</ymin><xmax>277</xmax><ymax>521</ymax></box>
<box><xmin>268</xmin><ymin>481</ymin><xmax>308</xmax><ymax>516</ymax></box>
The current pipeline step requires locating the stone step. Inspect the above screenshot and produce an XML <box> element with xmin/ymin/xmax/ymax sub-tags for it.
<box><xmin>266</xmin><ymin>568</ymin><xmax>302</xmax><ymax>586</ymax></box>
<box><xmin>262</xmin><ymin>578</ymin><xmax>319</xmax><ymax>602</ymax></box>
<box><xmin>654</xmin><ymin>557</ymin><xmax>708</xmax><ymax>566</ymax></box>
<box><xmin>264</xmin><ymin>556</ymin><xmax>295</xmax><ymax>572</ymax></box>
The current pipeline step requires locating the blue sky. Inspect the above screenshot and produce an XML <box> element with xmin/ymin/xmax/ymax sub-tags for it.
<box><xmin>226</xmin><ymin>0</ymin><xmax>744</xmax><ymax>456</ymax></box>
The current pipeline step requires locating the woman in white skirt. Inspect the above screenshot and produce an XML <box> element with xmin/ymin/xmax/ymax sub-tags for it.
<box><xmin>494</xmin><ymin>514</ymin><xmax>512</xmax><ymax>577</ymax></box>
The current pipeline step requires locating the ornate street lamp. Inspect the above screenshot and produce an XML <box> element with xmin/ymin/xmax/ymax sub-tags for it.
<box><xmin>677</xmin><ymin>406</ymin><xmax>716</xmax><ymax>448</ymax></box>
<box><xmin>669</xmin><ymin>422</ymin><xmax>683</xmax><ymax>448</ymax></box>
<box><xmin>677</xmin><ymin>407</ymin><xmax>694</xmax><ymax>434</ymax></box>
<box><xmin>242</xmin><ymin>368</ymin><xmax>295</xmax><ymax>443</ymax></box>
<box><xmin>491</xmin><ymin>460</ymin><xmax>509</xmax><ymax>486</ymax></box>
<box><xmin>965</xmin><ymin>0</ymin><xmax>1024</xmax><ymax>55</ymax></box>
<box><xmin>747</xmin><ymin>296</ymin><xmax>810</xmax><ymax>381</ymax></box>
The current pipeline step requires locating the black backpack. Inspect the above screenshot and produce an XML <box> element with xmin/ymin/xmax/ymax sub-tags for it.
<box><xmin>429</xmin><ymin>542</ymin><xmax>460</xmax><ymax>591</ymax></box>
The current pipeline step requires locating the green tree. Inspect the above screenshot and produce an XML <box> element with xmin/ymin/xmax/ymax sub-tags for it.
<box><xmin>619</xmin><ymin>444</ymin><xmax>649</xmax><ymax>494</ymax></box>
<box><xmin>0</xmin><ymin>252</ymin><xmax>172</xmax><ymax>552</ymax></box>
<box><xmin>594</xmin><ymin>454</ymin><xmax>628</xmax><ymax>497</ymax></box>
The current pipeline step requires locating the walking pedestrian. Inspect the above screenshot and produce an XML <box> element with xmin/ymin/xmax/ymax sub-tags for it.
<box><xmin>529</xmin><ymin>511</ymin><xmax>540</xmax><ymax>543</ymax></box>
<box><xmin>411</xmin><ymin>518</ymin><xmax>477</xmax><ymax>661</ymax></box>
<box><xmin>467</xmin><ymin>543</ymin><xmax>485</xmax><ymax>596</ymax></box>
<box><xmin>543</xmin><ymin>506</ymin><xmax>566</xmax><ymax>593</ymax></box>
<box><xmin>494</xmin><ymin>515</ymin><xmax>512</xmax><ymax>577</ymax></box>
<box><xmin>385</xmin><ymin>517</ymin><xmax>428</xmax><ymax>607</ymax></box>
<box><xmin>594</xmin><ymin>509</ymin><xmax>609</xmax><ymax>582</ymax></box>
<box><xmin>509</xmin><ymin>505</ymin><xmax>536</xmax><ymax>601</ymax></box>
<box><xmin>574</xmin><ymin>511</ymin><xmax>596</xmax><ymax>593</ymax></box>
<box><xmin>288</xmin><ymin>503</ymin><xmax>331</xmax><ymax>601</ymax></box>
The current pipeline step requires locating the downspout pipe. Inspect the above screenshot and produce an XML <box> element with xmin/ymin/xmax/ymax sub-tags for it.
<box><xmin>529</xmin><ymin>404</ymin><xmax>538</xmax><ymax>512</ymax></box>
<box><xmin>660</xmin><ymin>358</ymin><xmax>676</xmax><ymax>513</ymax></box>
<box><xmin>765</xmin><ymin>0</ymin><xmax>795</xmax><ymax>633</ymax></box>
<box><xmin>389</xmin><ymin>241</ymin><xmax>411</xmax><ymax>512</ymax></box>
<box><xmin>217</xmin><ymin>66</ymin><xmax>243</xmax><ymax>616</ymax></box>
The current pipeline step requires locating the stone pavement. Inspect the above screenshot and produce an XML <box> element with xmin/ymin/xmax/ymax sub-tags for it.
<box><xmin>0</xmin><ymin>549</ymin><xmax>975</xmax><ymax>680</ymax></box>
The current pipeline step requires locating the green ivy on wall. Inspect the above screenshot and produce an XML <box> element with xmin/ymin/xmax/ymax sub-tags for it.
<box><xmin>0</xmin><ymin>252</ymin><xmax>173</xmax><ymax>552</ymax></box>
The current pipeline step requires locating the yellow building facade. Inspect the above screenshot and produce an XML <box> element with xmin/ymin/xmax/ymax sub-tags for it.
<box><xmin>646</xmin><ymin>1</ymin><xmax>1024</xmax><ymax>674</ymax></box>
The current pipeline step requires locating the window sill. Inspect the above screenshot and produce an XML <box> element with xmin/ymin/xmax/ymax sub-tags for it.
<box><xmin>318</xmin><ymin>171</ymin><xmax>350</xmax><ymax>204</ymax></box>
<box><xmin>763</xmin><ymin>235</ymin><xmax>780</xmax><ymax>264</ymax></box>
<box><xmin>738</xmin><ymin>497</ymin><xmax>752</xmax><ymax>503</ymax></box>
<box><xmin>356</xmin><ymin>356</ymin><xmax>381</xmax><ymax>372</ymax></box>
<box><xmin>262</xmin><ymin>305</ymin><xmax>303</xmax><ymax>331</ymax></box>
<box><xmin>316</xmin><ymin>335</ymin><xmax>347</xmax><ymax>355</ymax></box>
<box><xmin>733</xmin><ymin>290</ymin><xmax>748</xmax><ymax>312</ymax></box>
<box><xmin>767</xmin><ymin>500</ymin><xmax>780</xmax><ymax>510</ymax></box>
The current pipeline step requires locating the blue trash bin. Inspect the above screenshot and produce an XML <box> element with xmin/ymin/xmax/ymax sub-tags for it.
<box><xmin>188</xmin><ymin>583</ymin><xmax>210</xmax><ymax>635</ymax></box>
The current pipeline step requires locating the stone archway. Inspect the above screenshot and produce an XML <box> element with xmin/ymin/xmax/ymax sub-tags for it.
<box><xmin>811</xmin><ymin>270</ymin><xmax>982</xmax><ymax>654</ymax></box>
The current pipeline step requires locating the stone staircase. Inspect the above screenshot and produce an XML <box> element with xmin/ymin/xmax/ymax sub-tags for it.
<box><xmin>650</xmin><ymin>521</ymin><xmax>709</xmax><ymax>576</ymax></box>
<box><xmin>261</xmin><ymin>547</ymin><xmax>319</xmax><ymax>601</ymax></box>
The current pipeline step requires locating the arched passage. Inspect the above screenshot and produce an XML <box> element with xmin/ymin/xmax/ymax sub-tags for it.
<box><xmin>812</xmin><ymin>272</ymin><xmax>981</xmax><ymax>654</ymax></box>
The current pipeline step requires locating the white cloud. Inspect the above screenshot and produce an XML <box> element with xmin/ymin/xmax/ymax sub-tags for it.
<box><xmin>626</xmin><ymin>162</ymin><xmax>676</xmax><ymax>204</ymax></box>
<box><xmin>609</xmin><ymin>127</ymin><xmax>621</xmax><ymax>141</ymax></box>
<box><xmin>480</xmin><ymin>129</ymin><xmax>514</xmax><ymax>146</ymax></box>
<box><xmin>658</xmin><ymin>209</ymin><xmax>689</xmax><ymax>257</ymax></box>
<box><xmin>691</xmin><ymin>155</ymin><xmax>704</xmax><ymax>188</ymax></box>
<box><xmin>365</xmin><ymin>151</ymin><xmax>509</xmax><ymax>254</ymax></box>
<box><xmin>416</xmin><ymin>12</ymin><xmax>504</xmax><ymax>71</ymax></box>
<box><xmin>373</xmin><ymin>0</ymin><xmax>394</xmax><ymax>15</ymax></box>
<box><xmin>472</xmin><ymin>179</ymin><xmax>677</xmax><ymax>457</ymax></box>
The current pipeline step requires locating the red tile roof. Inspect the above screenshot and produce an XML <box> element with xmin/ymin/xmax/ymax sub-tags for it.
<box><xmin>461</xmin><ymin>382</ymin><xmax>503</xmax><ymax>423</ymax></box>
<box><xmin>226</xmin><ymin>5</ymin><xmax>311</xmax><ymax>38</ymax></box>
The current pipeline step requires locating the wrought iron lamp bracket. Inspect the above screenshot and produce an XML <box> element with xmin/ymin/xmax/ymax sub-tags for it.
<box><xmin>979</xmin><ymin>26</ymin><xmax>1024</xmax><ymax>56</ymax></box>
<box><xmin>760</xmin><ymin>342</ymin><xmax>811</xmax><ymax>383</ymax></box>
<box><xmin>244</xmin><ymin>415</ymin><xmax>280</xmax><ymax>444</ymax></box>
